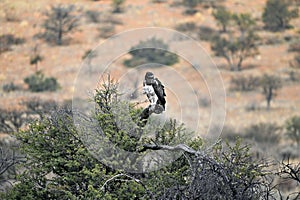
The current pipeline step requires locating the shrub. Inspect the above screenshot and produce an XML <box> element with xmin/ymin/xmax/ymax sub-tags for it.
<box><xmin>112</xmin><ymin>0</ymin><xmax>125</xmax><ymax>13</ymax></box>
<box><xmin>85</xmin><ymin>10</ymin><xmax>101</xmax><ymax>23</ymax></box>
<box><xmin>2</xmin><ymin>82</ymin><xmax>20</xmax><ymax>93</ymax></box>
<box><xmin>288</xmin><ymin>39</ymin><xmax>300</xmax><ymax>52</ymax></box>
<box><xmin>124</xmin><ymin>37</ymin><xmax>179</xmax><ymax>67</ymax></box>
<box><xmin>290</xmin><ymin>54</ymin><xmax>300</xmax><ymax>69</ymax></box>
<box><xmin>98</xmin><ymin>24</ymin><xmax>115</xmax><ymax>38</ymax></box>
<box><xmin>175</xmin><ymin>22</ymin><xmax>196</xmax><ymax>32</ymax></box>
<box><xmin>285</xmin><ymin>116</ymin><xmax>300</xmax><ymax>145</ymax></box>
<box><xmin>0</xmin><ymin>34</ymin><xmax>25</xmax><ymax>54</ymax></box>
<box><xmin>244</xmin><ymin>123</ymin><xmax>281</xmax><ymax>146</ymax></box>
<box><xmin>24</xmin><ymin>71</ymin><xmax>60</xmax><ymax>92</ymax></box>
<box><xmin>198</xmin><ymin>25</ymin><xmax>218</xmax><ymax>41</ymax></box>
<box><xmin>230</xmin><ymin>75</ymin><xmax>260</xmax><ymax>91</ymax></box>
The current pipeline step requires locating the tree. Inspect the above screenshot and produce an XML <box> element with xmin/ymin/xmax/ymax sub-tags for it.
<box><xmin>124</xmin><ymin>37</ymin><xmax>179</xmax><ymax>67</ymax></box>
<box><xmin>260</xmin><ymin>74</ymin><xmax>282</xmax><ymax>110</ymax></box>
<box><xmin>213</xmin><ymin>6</ymin><xmax>232</xmax><ymax>32</ymax></box>
<box><xmin>82</xmin><ymin>49</ymin><xmax>97</xmax><ymax>75</ymax></box>
<box><xmin>29</xmin><ymin>45</ymin><xmax>43</xmax><ymax>72</ymax></box>
<box><xmin>112</xmin><ymin>0</ymin><xmax>125</xmax><ymax>13</ymax></box>
<box><xmin>262</xmin><ymin>0</ymin><xmax>298</xmax><ymax>31</ymax></box>
<box><xmin>211</xmin><ymin>12</ymin><xmax>259</xmax><ymax>71</ymax></box>
<box><xmin>1</xmin><ymin>77</ymin><xmax>278</xmax><ymax>199</ymax></box>
<box><xmin>285</xmin><ymin>116</ymin><xmax>300</xmax><ymax>146</ymax></box>
<box><xmin>43</xmin><ymin>4</ymin><xmax>80</xmax><ymax>45</ymax></box>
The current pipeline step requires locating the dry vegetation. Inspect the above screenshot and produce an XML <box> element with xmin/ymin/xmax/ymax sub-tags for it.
<box><xmin>0</xmin><ymin>0</ymin><xmax>300</xmax><ymax>180</ymax></box>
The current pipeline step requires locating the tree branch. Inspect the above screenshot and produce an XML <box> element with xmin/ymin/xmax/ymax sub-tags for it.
<box><xmin>139</xmin><ymin>143</ymin><xmax>197</xmax><ymax>155</ymax></box>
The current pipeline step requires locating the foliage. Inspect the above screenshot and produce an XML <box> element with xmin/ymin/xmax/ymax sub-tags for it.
<box><xmin>230</xmin><ymin>75</ymin><xmax>260</xmax><ymax>91</ymax></box>
<box><xmin>290</xmin><ymin>54</ymin><xmax>300</xmax><ymax>69</ymax></box>
<box><xmin>124</xmin><ymin>37</ymin><xmax>179</xmax><ymax>67</ymax></box>
<box><xmin>262</xmin><ymin>0</ymin><xmax>298</xmax><ymax>31</ymax></box>
<box><xmin>85</xmin><ymin>10</ymin><xmax>101</xmax><ymax>23</ymax></box>
<box><xmin>98</xmin><ymin>24</ymin><xmax>115</xmax><ymax>38</ymax></box>
<box><xmin>112</xmin><ymin>0</ymin><xmax>125</xmax><ymax>13</ymax></box>
<box><xmin>213</xmin><ymin>6</ymin><xmax>232</xmax><ymax>32</ymax></box>
<box><xmin>211</xmin><ymin>12</ymin><xmax>259</xmax><ymax>71</ymax></box>
<box><xmin>260</xmin><ymin>74</ymin><xmax>282</xmax><ymax>109</ymax></box>
<box><xmin>29</xmin><ymin>45</ymin><xmax>43</xmax><ymax>72</ymax></box>
<box><xmin>244</xmin><ymin>123</ymin><xmax>281</xmax><ymax>146</ymax></box>
<box><xmin>2</xmin><ymin>82</ymin><xmax>20</xmax><ymax>93</ymax></box>
<box><xmin>29</xmin><ymin>54</ymin><xmax>43</xmax><ymax>67</ymax></box>
<box><xmin>285</xmin><ymin>116</ymin><xmax>300</xmax><ymax>146</ymax></box>
<box><xmin>145</xmin><ymin>140</ymin><xmax>273</xmax><ymax>199</ymax></box>
<box><xmin>1</xmin><ymin>77</ymin><xmax>282</xmax><ymax>199</ymax></box>
<box><xmin>24</xmin><ymin>71</ymin><xmax>60</xmax><ymax>92</ymax></box>
<box><xmin>175</xmin><ymin>21</ymin><xmax>196</xmax><ymax>32</ymax></box>
<box><xmin>183</xmin><ymin>0</ymin><xmax>200</xmax><ymax>15</ymax></box>
<box><xmin>198</xmin><ymin>25</ymin><xmax>218</xmax><ymax>41</ymax></box>
<box><xmin>43</xmin><ymin>4</ymin><xmax>80</xmax><ymax>45</ymax></box>
<box><xmin>0</xmin><ymin>34</ymin><xmax>25</xmax><ymax>54</ymax></box>
<box><xmin>288</xmin><ymin>38</ymin><xmax>300</xmax><ymax>52</ymax></box>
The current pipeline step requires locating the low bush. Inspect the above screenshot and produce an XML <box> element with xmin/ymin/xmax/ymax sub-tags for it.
<box><xmin>2</xmin><ymin>82</ymin><xmax>20</xmax><ymax>93</ymax></box>
<box><xmin>244</xmin><ymin>123</ymin><xmax>281</xmax><ymax>145</ymax></box>
<box><xmin>124</xmin><ymin>37</ymin><xmax>179</xmax><ymax>67</ymax></box>
<box><xmin>0</xmin><ymin>34</ymin><xmax>25</xmax><ymax>54</ymax></box>
<box><xmin>24</xmin><ymin>71</ymin><xmax>60</xmax><ymax>92</ymax></box>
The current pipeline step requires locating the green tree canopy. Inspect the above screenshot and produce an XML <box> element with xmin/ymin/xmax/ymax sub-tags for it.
<box><xmin>213</xmin><ymin>6</ymin><xmax>232</xmax><ymax>32</ymax></box>
<box><xmin>211</xmin><ymin>12</ymin><xmax>259</xmax><ymax>71</ymax></box>
<box><xmin>262</xmin><ymin>0</ymin><xmax>298</xmax><ymax>31</ymax></box>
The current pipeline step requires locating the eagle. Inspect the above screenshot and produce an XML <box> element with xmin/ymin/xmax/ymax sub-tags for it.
<box><xmin>138</xmin><ymin>72</ymin><xmax>166</xmax><ymax>127</ymax></box>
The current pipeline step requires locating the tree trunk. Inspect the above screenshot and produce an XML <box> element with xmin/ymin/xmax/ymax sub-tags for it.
<box><xmin>237</xmin><ymin>57</ymin><xmax>244</xmax><ymax>71</ymax></box>
<box><xmin>57</xmin><ymin>20</ymin><xmax>63</xmax><ymax>45</ymax></box>
<box><xmin>266</xmin><ymin>88</ymin><xmax>273</xmax><ymax>110</ymax></box>
<box><xmin>222</xmin><ymin>24</ymin><xmax>227</xmax><ymax>33</ymax></box>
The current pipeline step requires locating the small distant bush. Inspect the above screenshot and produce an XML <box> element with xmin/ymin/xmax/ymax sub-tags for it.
<box><xmin>198</xmin><ymin>26</ymin><xmax>218</xmax><ymax>41</ymax></box>
<box><xmin>85</xmin><ymin>10</ymin><xmax>101</xmax><ymax>23</ymax></box>
<box><xmin>279</xmin><ymin>145</ymin><xmax>300</xmax><ymax>159</ymax></box>
<box><xmin>24</xmin><ymin>71</ymin><xmax>60</xmax><ymax>92</ymax></box>
<box><xmin>98</xmin><ymin>24</ymin><xmax>115</xmax><ymax>38</ymax></box>
<box><xmin>175</xmin><ymin>22</ymin><xmax>197</xmax><ymax>32</ymax></box>
<box><xmin>230</xmin><ymin>75</ymin><xmax>260</xmax><ymax>91</ymax></box>
<box><xmin>152</xmin><ymin>0</ymin><xmax>167</xmax><ymax>2</ymax></box>
<box><xmin>290</xmin><ymin>53</ymin><xmax>300</xmax><ymax>70</ymax></box>
<box><xmin>244</xmin><ymin>123</ymin><xmax>281</xmax><ymax>145</ymax></box>
<box><xmin>0</xmin><ymin>34</ymin><xmax>25</xmax><ymax>54</ymax></box>
<box><xmin>112</xmin><ymin>0</ymin><xmax>125</xmax><ymax>13</ymax></box>
<box><xmin>2</xmin><ymin>82</ymin><xmax>20</xmax><ymax>93</ymax></box>
<box><xmin>124</xmin><ymin>37</ymin><xmax>179</xmax><ymax>67</ymax></box>
<box><xmin>285</xmin><ymin>116</ymin><xmax>300</xmax><ymax>145</ymax></box>
<box><xmin>288</xmin><ymin>39</ymin><xmax>300</xmax><ymax>52</ymax></box>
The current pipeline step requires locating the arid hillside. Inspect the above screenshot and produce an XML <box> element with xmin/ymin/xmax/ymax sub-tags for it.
<box><xmin>1</xmin><ymin>0</ymin><xmax>300</xmax><ymax>152</ymax></box>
